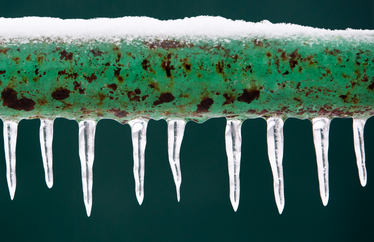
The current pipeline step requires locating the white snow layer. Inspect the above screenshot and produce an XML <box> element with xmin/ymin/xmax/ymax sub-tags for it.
<box><xmin>0</xmin><ymin>16</ymin><xmax>373</xmax><ymax>42</ymax></box>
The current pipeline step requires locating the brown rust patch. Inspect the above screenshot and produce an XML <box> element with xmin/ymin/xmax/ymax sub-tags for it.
<box><xmin>115</xmin><ymin>53</ymin><xmax>122</xmax><ymax>63</ymax></box>
<box><xmin>37</xmin><ymin>98</ymin><xmax>47</xmax><ymax>106</ymax></box>
<box><xmin>58</xmin><ymin>70</ymin><xmax>78</xmax><ymax>79</ymax></box>
<box><xmin>84</xmin><ymin>73</ymin><xmax>97</xmax><ymax>83</ymax></box>
<box><xmin>1</xmin><ymin>88</ymin><xmax>35</xmax><ymax>111</ymax></box>
<box><xmin>153</xmin><ymin>92</ymin><xmax>175</xmax><ymax>106</ymax></box>
<box><xmin>216</xmin><ymin>61</ymin><xmax>224</xmax><ymax>74</ymax></box>
<box><xmin>237</xmin><ymin>89</ymin><xmax>260</xmax><ymax>104</ymax></box>
<box><xmin>289</xmin><ymin>49</ymin><xmax>301</xmax><ymax>70</ymax></box>
<box><xmin>324</xmin><ymin>48</ymin><xmax>341</xmax><ymax>56</ymax></box>
<box><xmin>60</xmin><ymin>50</ymin><xmax>73</xmax><ymax>61</ymax></box>
<box><xmin>142</xmin><ymin>59</ymin><xmax>151</xmax><ymax>71</ymax></box>
<box><xmin>161</xmin><ymin>54</ymin><xmax>175</xmax><ymax>78</ymax></box>
<box><xmin>266</xmin><ymin>52</ymin><xmax>272</xmax><ymax>57</ymax></box>
<box><xmin>114</xmin><ymin>67</ymin><xmax>121</xmax><ymax>77</ymax></box>
<box><xmin>90</xmin><ymin>49</ymin><xmax>104</xmax><ymax>57</ymax></box>
<box><xmin>51</xmin><ymin>87</ymin><xmax>71</xmax><ymax>100</ymax></box>
<box><xmin>182</xmin><ymin>58</ymin><xmax>192</xmax><ymax>72</ymax></box>
<box><xmin>0</xmin><ymin>48</ymin><xmax>9</xmax><ymax>55</ymax></box>
<box><xmin>223</xmin><ymin>93</ymin><xmax>235</xmax><ymax>105</ymax></box>
<box><xmin>12</xmin><ymin>57</ymin><xmax>20</xmax><ymax>64</ymax></box>
<box><xmin>107</xmin><ymin>83</ymin><xmax>117</xmax><ymax>91</ymax></box>
<box><xmin>197</xmin><ymin>97</ymin><xmax>214</xmax><ymax>113</ymax></box>
<box><xmin>368</xmin><ymin>78</ymin><xmax>374</xmax><ymax>90</ymax></box>
<box><xmin>0</xmin><ymin>70</ymin><xmax>5</xmax><ymax>75</ymax></box>
<box><xmin>127</xmin><ymin>90</ymin><xmax>141</xmax><ymax>102</ymax></box>
<box><xmin>243</xmin><ymin>64</ymin><xmax>253</xmax><ymax>73</ymax></box>
<box><xmin>109</xmin><ymin>108</ymin><xmax>128</xmax><ymax>118</ymax></box>
<box><xmin>253</xmin><ymin>39</ymin><xmax>264</xmax><ymax>47</ymax></box>
<box><xmin>146</xmin><ymin>40</ymin><xmax>193</xmax><ymax>50</ymax></box>
<box><xmin>26</xmin><ymin>54</ymin><xmax>31</xmax><ymax>61</ymax></box>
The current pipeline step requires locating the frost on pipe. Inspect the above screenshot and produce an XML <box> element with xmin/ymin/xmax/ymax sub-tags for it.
<box><xmin>0</xmin><ymin>16</ymin><xmax>373</xmax><ymax>216</ymax></box>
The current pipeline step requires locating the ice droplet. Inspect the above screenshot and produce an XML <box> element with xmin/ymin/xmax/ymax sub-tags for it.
<box><xmin>225</xmin><ymin>119</ymin><xmax>242</xmax><ymax>212</ymax></box>
<box><xmin>40</xmin><ymin>119</ymin><xmax>54</xmax><ymax>189</ymax></box>
<box><xmin>353</xmin><ymin>118</ymin><xmax>367</xmax><ymax>187</ymax></box>
<box><xmin>312</xmin><ymin>118</ymin><xmax>330</xmax><ymax>206</ymax></box>
<box><xmin>78</xmin><ymin>120</ymin><xmax>96</xmax><ymax>217</ymax></box>
<box><xmin>167</xmin><ymin>119</ymin><xmax>186</xmax><ymax>202</ymax></box>
<box><xmin>129</xmin><ymin>119</ymin><xmax>148</xmax><ymax>205</ymax></box>
<box><xmin>3</xmin><ymin>120</ymin><xmax>17</xmax><ymax>200</ymax></box>
<box><xmin>267</xmin><ymin>117</ymin><xmax>285</xmax><ymax>214</ymax></box>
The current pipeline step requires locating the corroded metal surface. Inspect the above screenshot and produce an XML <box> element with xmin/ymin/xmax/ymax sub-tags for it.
<box><xmin>0</xmin><ymin>37</ymin><xmax>373</xmax><ymax>122</ymax></box>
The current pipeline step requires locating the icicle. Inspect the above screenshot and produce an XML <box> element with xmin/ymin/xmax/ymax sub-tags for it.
<box><xmin>312</xmin><ymin>117</ymin><xmax>330</xmax><ymax>206</ymax></box>
<box><xmin>78</xmin><ymin>120</ymin><xmax>97</xmax><ymax>217</ymax></box>
<box><xmin>40</xmin><ymin>119</ymin><xmax>54</xmax><ymax>188</ymax></box>
<box><xmin>266</xmin><ymin>117</ymin><xmax>285</xmax><ymax>214</ymax></box>
<box><xmin>129</xmin><ymin>119</ymin><xmax>148</xmax><ymax>205</ymax></box>
<box><xmin>167</xmin><ymin>119</ymin><xmax>186</xmax><ymax>202</ymax></box>
<box><xmin>3</xmin><ymin>120</ymin><xmax>18</xmax><ymax>200</ymax></box>
<box><xmin>225</xmin><ymin>119</ymin><xmax>242</xmax><ymax>212</ymax></box>
<box><xmin>353</xmin><ymin>118</ymin><xmax>367</xmax><ymax>187</ymax></box>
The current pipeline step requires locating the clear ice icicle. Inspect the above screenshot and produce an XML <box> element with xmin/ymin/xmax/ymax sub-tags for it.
<box><xmin>78</xmin><ymin>120</ymin><xmax>97</xmax><ymax>217</ymax></box>
<box><xmin>167</xmin><ymin>119</ymin><xmax>186</xmax><ymax>202</ymax></box>
<box><xmin>129</xmin><ymin>119</ymin><xmax>148</xmax><ymax>205</ymax></box>
<box><xmin>353</xmin><ymin>118</ymin><xmax>367</xmax><ymax>187</ymax></box>
<box><xmin>312</xmin><ymin>118</ymin><xmax>330</xmax><ymax>206</ymax></box>
<box><xmin>225</xmin><ymin>119</ymin><xmax>242</xmax><ymax>212</ymax></box>
<box><xmin>40</xmin><ymin>119</ymin><xmax>54</xmax><ymax>188</ymax></box>
<box><xmin>3</xmin><ymin>120</ymin><xmax>18</xmax><ymax>200</ymax></box>
<box><xmin>266</xmin><ymin>117</ymin><xmax>285</xmax><ymax>214</ymax></box>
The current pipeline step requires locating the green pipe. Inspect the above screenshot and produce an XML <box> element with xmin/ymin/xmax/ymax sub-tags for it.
<box><xmin>0</xmin><ymin>34</ymin><xmax>373</xmax><ymax>122</ymax></box>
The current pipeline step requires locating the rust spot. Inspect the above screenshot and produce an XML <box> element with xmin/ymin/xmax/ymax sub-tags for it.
<box><xmin>237</xmin><ymin>89</ymin><xmax>260</xmax><ymax>104</ymax></box>
<box><xmin>98</xmin><ymin>93</ymin><xmax>106</xmax><ymax>104</ymax></box>
<box><xmin>148</xmin><ymin>82</ymin><xmax>160</xmax><ymax>91</ymax></box>
<box><xmin>161</xmin><ymin>57</ymin><xmax>174</xmax><ymax>78</ymax></box>
<box><xmin>59</xmin><ymin>50</ymin><xmax>73</xmax><ymax>61</ymax></box>
<box><xmin>114</xmin><ymin>68</ymin><xmax>121</xmax><ymax>77</ymax></box>
<box><xmin>197</xmin><ymin>97</ymin><xmax>214</xmax><ymax>113</ymax></box>
<box><xmin>115</xmin><ymin>53</ymin><xmax>122</xmax><ymax>63</ymax></box>
<box><xmin>253</xmin><ymin>39</ymin><xmax>264</xmax><ymax>47</ymax></box>
<box><xmin>35</xmin><ymin>68</ymin><xmax>39</xmax><ymax>76</ymax></box>
<box><xmin>266</xmin><ymin>52</ymin><xmax>272</xmax><ymax>57</ymax></box>
<box><xmin>282</xmin><ymin>70</ymin><xmax>289</xmax><ymax>76</ymax></box>
<box><xmin>0</xmin><ymin>70</ymin><xmax>5</xmax><ymax>75</ymax></box>
<box><xmin>0</xmin><ymin>48</ymin><xmax>9</xmax><ymax>55</ymax></box>
<box><xmin>117</xmin><ymin>76</ymin><xmax>124</xmax><ymax>83</ymax></box>
<box><xmin>223</xmin><ymin>93</ymin><xmax>235</xmax><ymax>105</ymax></box>
<box><xmin>51</xmin><ymin>87</ymin><xmax>71</xmax><ymax>100</ymax></box>
<box><xmin>153</xmin><ymin>92</ymin><xmax>175</xmax><ymax>106</ymax></box>
<box><xmin>107</xmin><ymin>83</ymin><xmax>117</xmax><ymax>91</ymax></box>
<box><xmin>142</xmin><ymin>95</ymin><xmax>148</xmax><ymax>101</ymax></box>
<box><xmin>289</xmin><ymin>49</ymin><xmax>301</xmax><ymax>70</ymax></box>
<box><xmin>109</xmin><ymin>108</ymin><xmax>128</xmax><ymax>118</ymax></box>
<box><xmin>135</xmin><ymin>88</ymin><xmax>141</xmax><ymax>95</ymax></box>
<box><xmin>216</xmin><ymin>61</ymin><xmax>224</xmax><ymax>74</ymax></box>
<box><xmin>73</xmin><ymin>81</ymin><xmax>85</xmax><ymax>94</ymax></box>
<box><xmin>339</xmin><ymin>94</ymin><xmax>348</xmax><ymax>102</ymax></box>
<box><xmin>244</xmin><ymin>64</ymin><xmax>253</xmax><ymax>73</ymax></box>
<box><xmin>142</xmin><ymin>59</ymin><xmax>151</xmax><ymax>71</ymax></box>
<box><xmin>37</xmin><ymin>54</ymin><xmax>44</xmax><ymax>64</ymax></box>
<box><xmin>58</xmin><ymin>70</ymin><xmax>78</xmax><ymax>79</ymax></box>
<box><xmin>37</xmin><ymin>98</ymin><xmax>47</xmax><ymax>106</ymax></box>
<box><xmin>368</xmin><ymin>78</ymin><xmax>374</xmax><ymax>90</ymax></box>
<box><xmin>361</xmin><ymin>74</ymin><xmax>369</xmax><ymax>82</ymax></box>
<box><xmin>26</xmin><ymin>54</ymin><xmax>31</xmax><ymax>61</ymax></box>
<box><xmin>182</xmin><ymin>58</ymin><xmax>192</xmax><ymax>72</ymax></box>
<box><xmin>127</xmin><ymin>91</ymin><xmax>140</xmax><ymax>102</ymax></box>
<box><xmin>12</xmin><ymin>57</ymin><xmax>20</xmax><ymax>64</ymax></box>
<box><xmin>1</xmin><ymin>88</ymin><xmax>35</xmax><ymax>111</ymax></box>
<box><xmin>90</xmin><ymin>49</ymin><xmax>104</xmax><ymax>57</ymax></box>
<box><xmin>324</xmin><ymin>48</ymin><xmax>341</xmax><ymax>56</ymax></box>
<box><xmin>146</xmin><ymin>40</ymin><xmax>193</xmax><ymax>50</ymax></box>
<box><xmin>84</xmin><ymin>73</ymin><xmax>97</xmax><ymax>83</ymax></box>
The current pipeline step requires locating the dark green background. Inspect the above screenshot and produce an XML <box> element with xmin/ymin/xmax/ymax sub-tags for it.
<box><xmin>0</xmin><ymin>0</ymin><xmax>373</xmax><ymax>241</ymax></box>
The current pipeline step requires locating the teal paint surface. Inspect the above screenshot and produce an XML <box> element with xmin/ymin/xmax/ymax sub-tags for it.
<box><xmin>1</xmin><ymin>36</ymin><xmax>373</xmax><ymax>122</ymax></box>
<box><xmin>0</xmin><ymin>0</ymin><xmax>373</xmax><ymax>242</ymax></box>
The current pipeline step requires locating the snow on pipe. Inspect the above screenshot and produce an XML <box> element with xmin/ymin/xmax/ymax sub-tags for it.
<box><xmin>0</xmin><ymin>17</ymin><xmax>373</xmax><ymax>216</ymax></box>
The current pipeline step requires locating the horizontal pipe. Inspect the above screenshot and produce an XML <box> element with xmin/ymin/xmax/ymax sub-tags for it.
<box><xmin>0</xmin><ymin>17</ymin><xmax>373</xmax><ymax>122</ymax></box>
